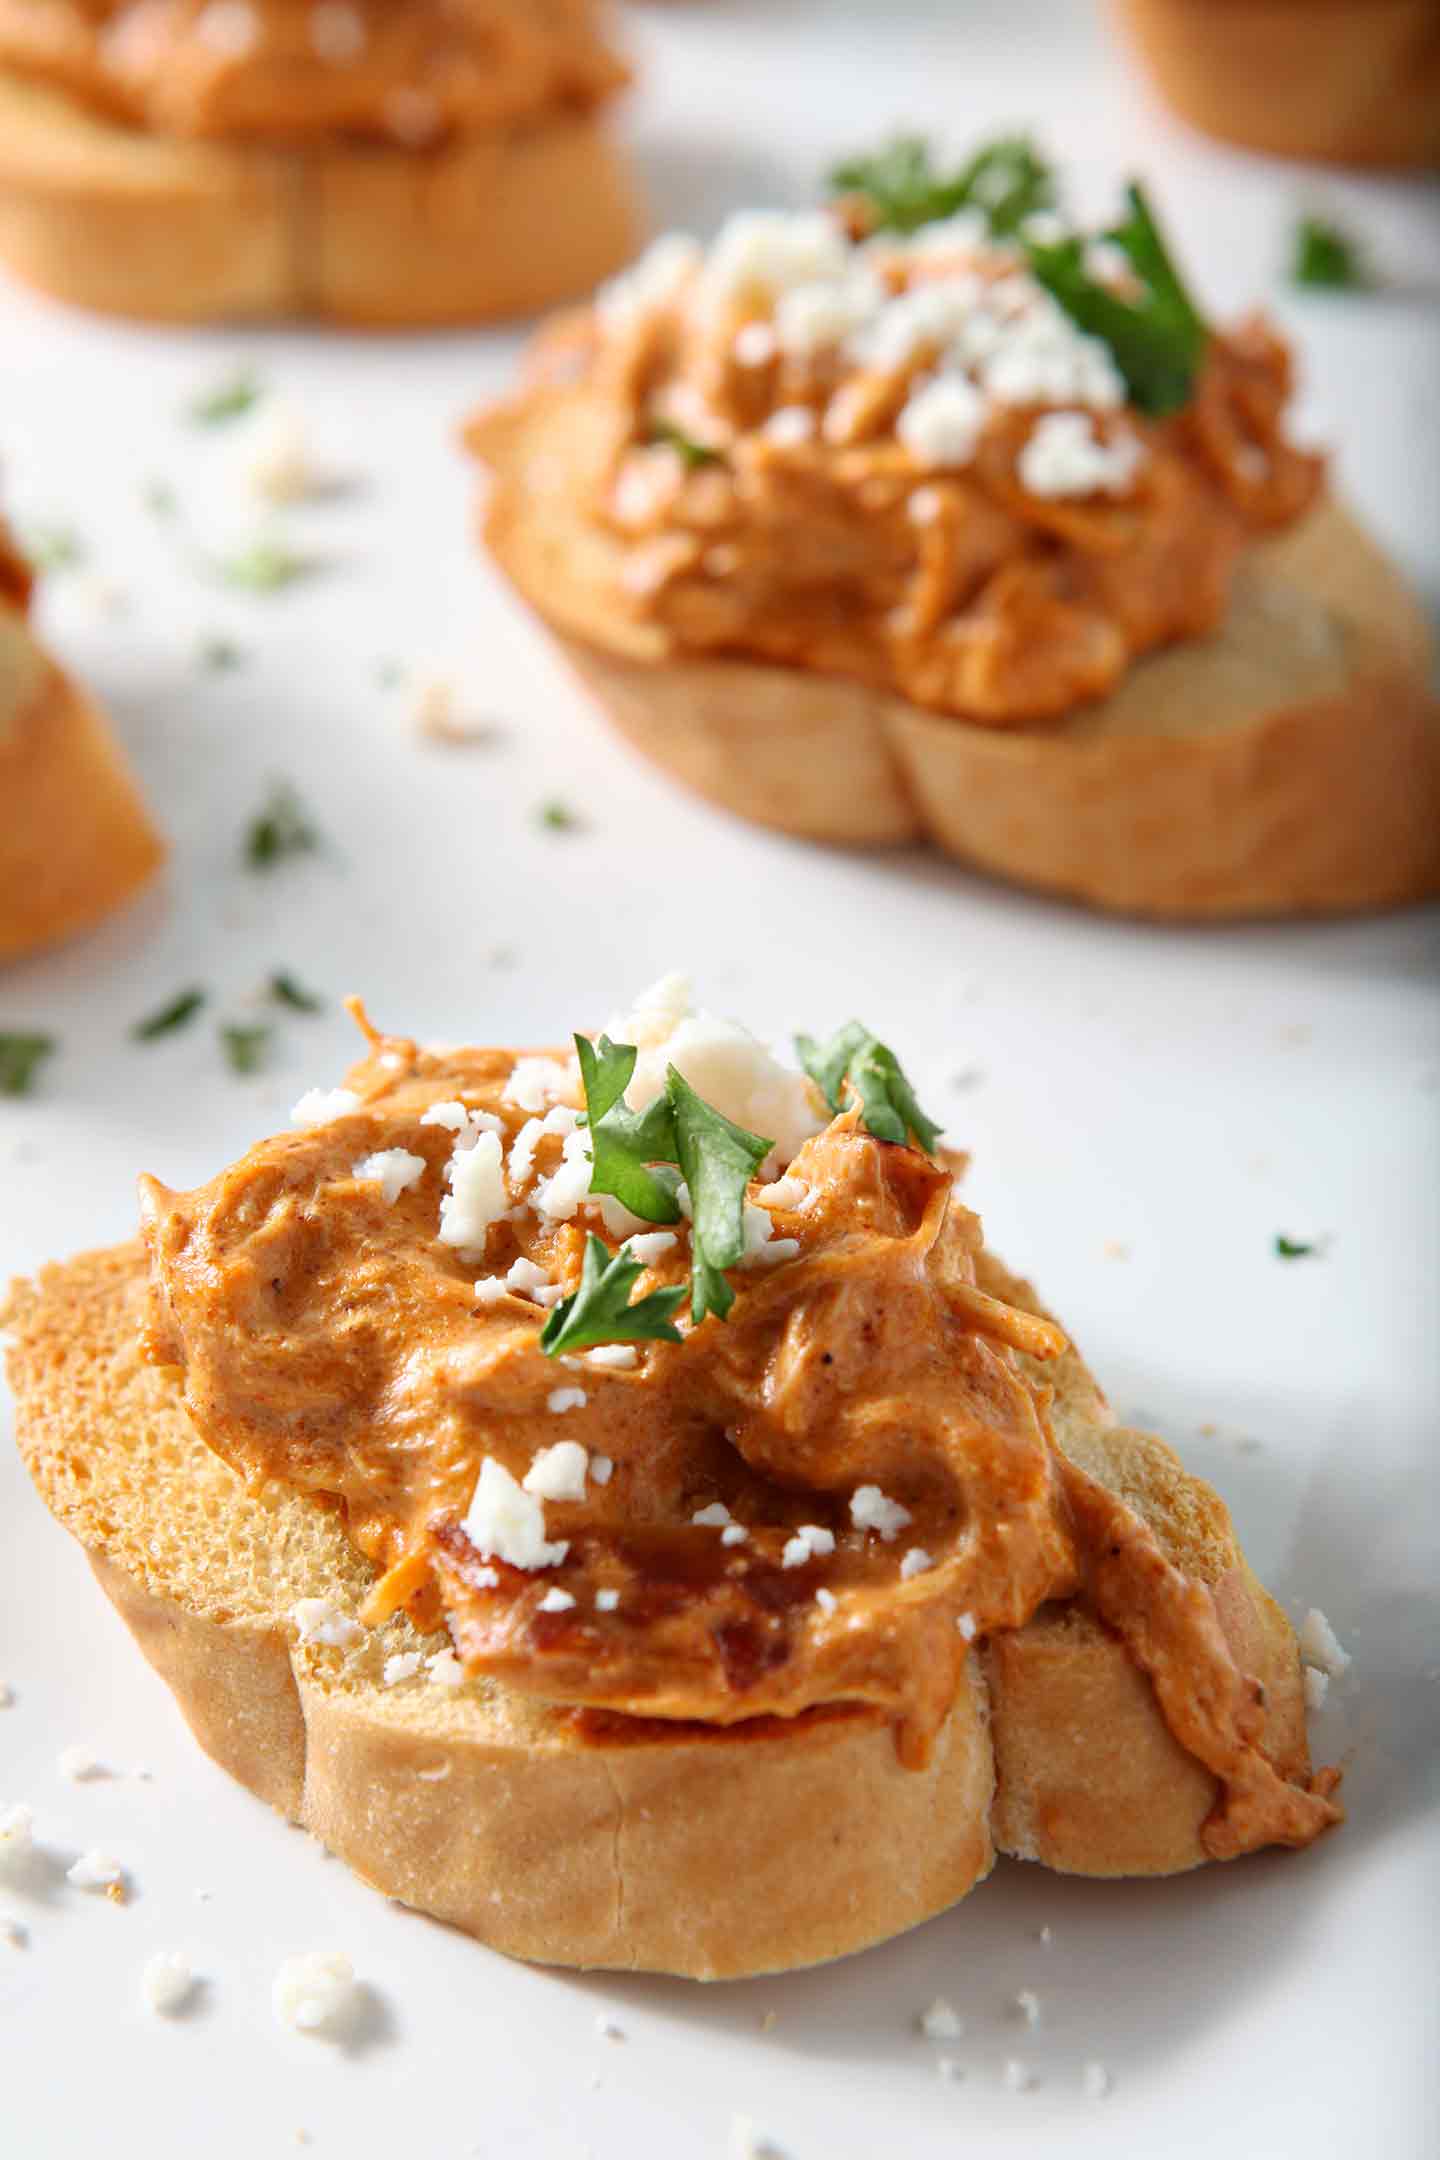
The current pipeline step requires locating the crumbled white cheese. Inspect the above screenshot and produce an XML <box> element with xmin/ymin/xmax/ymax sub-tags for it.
<box><xmin>141</xmin><ymin>1951</ymin><xmax>197</xmax><ymax>2016</ymax></box>
<box><xmin>57</xmin><ymin>1746</ymin><xmax>106</xmax><ymax>1782</ymax></box>
<box><xmin>598</xmin><ymin>235</ymin><xmax>702</xmax><ymax>331</ymax></box>
<box><xmin>897</xmin><ymin>374</ymin><xmax>987</xmax><ymax>469</ymax></box>
<box><xmin>273</xmin><ymin>1951</ymin><xmax>358</xmax><ymax>2037</ymax></box>
<box><xmin>1017</xmin><ymin>410</ymin><xmax>1144</xmax><ymax>499</ymax></box>
<box><xmin>463</xmin><ymin>1459</ymin><xmax>568</xmax><ymax>1571</ymax></box>
<box><xmin>290</xmin><ymin>1087</ymin><xmax>361</xmax><ymax>1129</ymax></box>
<box><xmin>955</xmin><ymin>1611</ymin><xmax>978</xmax><ymax>1642</ymax></box>
<box><xmin>701</xmin><ymin>211</ymin><xmax>850</xmax><ymax>312</ymax></box>
<box><xmin>507</xmin><ymin>1104</ymin><xmax>579</xmax><ymax>1193</ymax></box>
<box><xmin>1303</xmin><ymin>1666</ymin><xmax>1329</xmax><ymax>1713</ymax></box>
<box><xmin>420</xmin><ymin>1099</ymin><xmax>504</xmax><ymax>1138</ymax></box>
<box><xmin>310</xmin><ymin>1</ymin><xmax>365</xmax><ymax>64</ymax></box>
<box><xmin>290</xmin><ymin>1598</ymin><xmax>363</xmax><ymax>1651</ymax></box>
<box><xmin>850</xmin><ymin>1485</ymin><xmax>912</xmax><ymax>1541</ymax></box>
<box><xmin>737</xmin><ymin>1201</ymin><xmax>801</xmax><ymax>1272</ymax></box>
<box><xmin>68</xmin><ymin>1851</ymin><xmax>124</xmax><ymax>1893</ymax></box>
<box><xmin>1082</xmin><ymin>2060</ymin><xmax>1113</xmax><ymax>2099</ymax></box>
<box><xmin>0</xmin><ymin>1803</ymin><xmax>35</xmax><ymax>1877</ymax></box>
<box><xmin>506</xmin><ymin>1255</ymin><xmax>554</xmax><ymax>1300</ymax></box>
<box><xmin>381</xmin><ymin>1650</ymin><xmax>424</xmax><ymax>1688</ymax></box>
<box><xmin>595</xmin><ymin>1588</ymin><xmax>620</xmax><ymax>1613</ymax></box>
<box><xmin>352</xmin><ymin>1149</ymin><xmax>425</xmax><ymax>1204</ymax></box>
<box><xmin>774</xmin><ymin>273</ymin><xmax>884</xmax><ymax>356</ymax></box>
<box><xmin>625</xmin><ymin>1229</ymin><xmax>679</xmax><ymax>1266</ymax></box>
<box><xmin>1299</xmin><ymin>1608</ymin><xmax>1351</xmax><ymax>1676</ymax></box>
<box><xmin>721</xmin><ymin>1523</ymin><xmax>750</xmax><ymax>1547</ymax></box>
<box><xmin>2</xmin><ymin>1919</ymin><xmax>26</xmax><ymax>1948</ymax></box>
<box><xmin>756</xmin><ymin>1176</ymin><xmax>807</xmax><ymax>1211</ymax></box>
<box><xmin>537</xmin><ymin>1589</ymin><xmax>576</xmax><ymax>1614</ymax></box>
<box><xmin>425</xmin><ymin>1649</ymin><xmax>464</xmax><ymax>1688</ymax></box>
<box><xmin>850</xmin><ymin>277</ymin><xmax>985</xmax><ymax>371</ymax></box>
<box><xmin>1002</xmin><ymin>2058</ymin><xmax>1037</xmax><ymax>2093</ymax></box>
<box><xmin>523</xmin><ymin>1441</ymin><xmax>590</xmax><ymax>1503</ymax></box>
<box><xmin>1014</xmin><ymin>1988</ymin><xmax>1041</xmax><ymax>2027</ymax></box>
<box><xmin>734</xmin><ymin>321</ymin><xmax>778</xmax><ymax>367</ymax></box>
<box><xmin>781</xmin><ymin>1524</ymin><xmax>836</xmax><ymax>1569</ymax></box>
<box><xmin>920</xmin><ymin>1997</ymin><xmax>963</xmax><ymax>2041</ymax></box>
<box><xmin>505</xmin><ymin>1057</ymin><xmax>572</xmax><ymax>1115</ymax></box>
<box><xmin>590</xmin><ymin>1454</ymin><xmax>615</xmax><ymax>1486</ymax></box>
<box><xmin>586</xmin><ymin>1344</ymin><xmax>638</xmax><ymax>1370</ymax></box>
<box><xmin>533</xmin><ymin>1124</ymin><xmax>600</xmax><ymax>1225</ymax></box>
<box><xmin>438</xmin><ymin>1129</ymin><xmax>507</xmax><ymax>1254</ymax></box>
<box><xmin>472</xmin><ymin>1276</ymin><xmax>508</xmax><ymax>1306</ymax></box>
<box><xmin>246</xmin><ymin>412</ymin><xmax>319</xmax><ymax>506</ymax></box>
<box><xmin>899</xmin><ymin>1547</ymin><xmax>935</xmax><ymax>1579</ymax></box>
<box><xmin>762</xmin><ymin>405</ymin><xmax>817</xmax><ymax>447</ymax></box>
<box><xmin>383</xmin><ymin>86</ymin><xmax>442</xmax><ymax>145</ymax></box>
<box><xmin>692</xmin><ymin>1503</ymin><xmax>732</xmax><ymax>1528</ymax></box>
<box><xmin>194</xmin><ymin>0</ymin><xmax>257</xmax><ymax>59</ymax></box>
<box><xmin>815</xmin><ymin>1587</ymin><xmax>838</xmax><ymax>1615</ymax></box>
<box><xmin>547</xmin><ymin>1387</ymin><xmax>587</xmax><ymax>1416</ymax></box>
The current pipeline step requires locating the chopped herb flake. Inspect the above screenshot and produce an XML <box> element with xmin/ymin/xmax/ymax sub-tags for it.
<box><xmin>829</xmin><ymin>132</ymin><xmax>1056</xmax><ymax>240</ymax></box>
<box><xmin>540</xmin><ymin>1233</ymin><xmax>686</xmax><ymax>1357</ymax></box>
<box><xmin>268</xmin><ymin>971</ymin><xmax>323</xmax><ymax>1013</ymax></box>
<box><xmin>143</xmin><ymin>480</ymin><xmax>176</xmax><ymax>519</ymax></box>
<box><xmin>537</xmin><ymin>799</ymin><xmax>580</xmax><ymax>833</ymax></box>
<box><xmin>212</xmin><ymin>538</ymin><xmax>312</xmax><ymax>593</ymax></box>
<box><xmin>796</xmin><ymin>1021</ymin><xmax>942</xmax><ymax>1151</ymax></box>
<box><xmin>1025</xmin><ymin>181</ymin><xmax>1206</xmax><ymax>416</ymax></box>
<box><xmin>243</xmin><ymin>782</ymin><xmax>320</xmax><ymax>870</ymax></box>
<box><xmin>1275</xmin><ymin>1234</ymin><xmax>1322</xmax><ymax>1260</ymax></box>
<box><xmin>0</xmin><ymin>1032</ymin><xmax>56</xmax><ymax>1097</ymax></box>
<box><xmin>22</xmin><ymin>524</ymin><xmax>84</xmax><ymax>574</ymax></box>
<box><xmin>575</xmin><ymin>1033</ymin><xmax>684</xmax><ymax>1226</ymax></box>
<box><xmin>188</xmin><ymin>369</ymin><xmax>263</xmax><ymax>426</ymax></box>
<box><xmin>198</xmin><ymin>635</ymin><xmax>244</xmax><ymax>672</ymax></box>
<box><xmin>647</xmin><ymin>417</ymin><xmax>725</xmax><ymax>470</ymax></box>
<box><xmin>1291</xmin><ymin>216</ymin><xmax>1369</xmax><ymax>291</ymax></box>
<box><xmin>221</xmin><ymin>1022</ymin><xmax>271</xmax><ymax>1075</ymax></box>
<box><xmin>132</xmin><ymin>988</ymin><xmax>207</xmax><ymax>1042</ymax></box>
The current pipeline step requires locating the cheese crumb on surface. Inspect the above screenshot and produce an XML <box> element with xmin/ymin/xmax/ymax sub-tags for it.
<box><xmin>472</xmin><ymin>1276</ymin><xmax>507</xmax><ymax>1306</ymax></box>
<box><xmin>1303</xmin><ymin>1666</ymin><xmax>1330</xmax><ymax>1712</ymax></box>
<box><xmin>504</xmin><ymin>1057</ymin><xmax>572</xmax><ymax>1115</ymax></box>
<box><xmin>438</xmin><ymin>1129</ymin><xmax>507</xmax><ymax>1254</ymax></box>
<box><xmin>425</xmin><ymin>1649</ymin><xmax>464</xmax><ymax>1689</ymax></box>
<box><xmin>463</xmin><ymin>1459</ymin><xmax>568</xmax><ymax>1571</ymax></box>
<box><xmin>420</xmin><ymin>1099</ymin><xmax>503</xmax><ymax>1137</ymax></box>
<box><xmin>523</xmin><ymin>1440</ymin><xmax>591</xmax><ymax>1502</ymax></box>
<box><xmin>290</xmin><ymin>1598</ymin><xmax>364</xmax><ymax>1652</ymax></box>
<box><xmin>141</xmin><ymin>1950</ymin><xmax>197</xmax><ymax>2016</ymax></box>
<box><xmin>781</xmin><ymin>1524</ymin><xmax>836</xmax><ymax>1569</ymax></box>
<box><xmin>1014</xmin><ymin>1988</ymin><xmax>1041</xmax><ymax>2027</ymax></box>
<box><xmin>919</xmin><ymin>1997</ymin><xmax>963</xmax><ymax>2041</ymax></box>
<box><xmin>272</xmin><ymin>1951</ymin><xmax>358</xmax><ymax>2037</ymax></box>
<box><xmin>381</xmin><ymin>1652</ymin><xmax>423</xmax><ymax>1688</ymax></box>
<box><xmin>701</xmin><ymin>210</ymin><xmax>849</xmax><ymax>311</ymax></box>
<box><xmin>850</xmin><ymin>1485</ymin><xmax>912</xmax><ymax>1541</ymax></box>
<box><xmin>598</xmin><ymin>234</ymin><xmax>702</xmax><ymax>331</ymax></box>
<box><xmin>246</xmin><ymin>412</ymin><xmax>319</xmax><ymax>506</ymax></box>
<box><xmin>897</xmin><ymin>374</ymin><xmax>987</xmax><ymax>469</ymax></box>
<box><xmin>537</xmin><ymin>1589</ymin><xmax>576</xmax><ymax>1614</ymax></box>
<box><xmin>1299</xmin><ymin>1608</ymin><xmax>1351</xmax><ymax>1676</ymax></box>
<box><xmin>1082</xmin><ymin>2060</ymin><xmax>1113</xmax><ymax>2099</ymax></box>
<box><xmin>692</xmin><ymin>1502</ymin><xmax>732</xmax><ymax>1528</ymax></box>
<box><xmin>721</xmin><ymin>1523</ymin><xmax>750</xmax><ymax>1546</ymax></box>
<box><xmin>68</xmin><ymin>1850</ymin><xmax>124</xmax><ymax>1893</ymax></box>
<box><xmin>2</xmin><ymin>1919</ymin><xmax>26</xmax><ymax>1948</ymax></box>
<box><xmin>899</xmin><ymin>1547</ymin><xmax>934</xmax><ymax>1579</ymax></box>
<box><xmin>352</xmin><ymin>1149</ymin><xmax>425</xmax><ymax>1204</ymax></box>
<box><xmin>57</xmin><ymin>1746</ymin><xmax>107</xmax><ymax>1782</ymax></box>
<box><xmin>1018</xmin><ymin>410</ymin><xmax>1144</xmax><ymax>499</ymax></box>
<box><xmin>955</xmin><ymin>1611</ymin><xmax>978</xmax><ymax>1641</ymax></box>
<box><xmin>0</xmin><ymin>1804</ymin><xmax>35</xmax><ymax>1877</ymax></box>
<box><xmin>195</xmin><ymin>1</ymin><xmax>257</xmax><ymax>59</ymax></box>
<box><xmin>310</xmin><ymin>1</ymin><xmax>366</xmax><ymax>63</ymax></box>
<box><xmin>586</xmin><ymin>1343</ymin><xmax>639</xmax><ymax>1370</ymax></box>
<box><xmin>546</xmin><ymin>1387</ymin><xmax>587</xmax><ymax>1416</ymax></box>
<box><xmin>595</xmin><ymin>1588</ymin><xmax>620</xmax><ymax>1613</ymax></box>
<box><xmin>756</xmin><ymin>1176</ymin><xmax>807</xmax><ymax>1211</ymax></box>
<box><xmin>625</xmin><ymin>1230</ymin><xmax>678</xmax><ymax>1265</ymax></box>
<box><xmin>290</xmin><ymin>1086</ymin><xmax>361</xmax><ymax>1129</ymax></box>
<box><xmin>815</xmin><ymin>1587</ymin><xmax>838</xmax><ymax>1615</ymax></box>
<box><xmin>590</xmin><ymin>1454</ymin><xmax>615</xmax><ymax>1486</ymax></box>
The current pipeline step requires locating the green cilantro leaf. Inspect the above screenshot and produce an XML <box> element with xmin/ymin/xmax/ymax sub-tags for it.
<box><xmin>1025</xmin><ymin>181</ymin><xmax>1206</xmax><ymax>416</ymax></box>
<box><xmin>0</xmin><ymin>1032</ymin><xmax>56</xmax><ymax>1097</ymax></box>
<box><xmin>537</xmin><ymin>798</ymin><xmax>581</xmax><ymax>833</ymax></box>
<box><xmin>143</xmin><ymin>479</ymin><xmax>177</xmax><ymax>519</ymax></box>
<box><xmin>796</xmin><ymin>1022</ymin><xmax>942</xmax><ymax>1152</ymax></box>
<box><xmin>1291</xmin><ymin>216</ymin><xmax>1369</xmax><ymax>291</ymax></box>
<box><xmin>132</xmin><ymin>988</ymin><xmax>207</xmax><ymax>1042</ymax></box>
<box><xmin>647</xmin><ymin>417</ymin><xmax>725</xmax><ymax>471</ymax></box>
<box><xmin>269</xmin><ymin>971</ymin><xmax>323</xmax><ymax>1013</ymax></box>
<box><xmin>828</xmin><ymin>133</ymin><xmax>1055</xmax><ymax>240</ymax></box>
<box><xmin>574</xmin><ymin>1034</ymin><xmax>683</xmax><ymax>1226</ymax></box>
<box><xmin>666</xmin><ymin>1065</ymin><xmax>772</xmax><ymax>1325</ymax></box>
<box><xmin>221</xmin><ymin>1022</ymin><xmax>271</xmax><ymax>1075</ymax></box>
<box><xmin>540</xmin><ymin>1233</ymin><xmax>686</xmax><ymax>1357</ymax></box>
<box><xmin>1275</xmin><ymin>1234</ymin><xmax>1322</xmax><ymax>1260</ymax></box>
<box><xmin>22</xmin><ymin>523</ymin><xmax>84</xmax><ymax>574</ymax></box>
<box><xmin>243</xmin><ymin>782</ymin><xmax>320</xmax><ymax>870</ymax></box>
<box><xmin>212</xmin><ymin>538</ymin><xmax>312</xmax><ymax>593</ymax></box>
<box><xmin>188</xmin><ymin>369</ymin><xmax>262</xmax><ymax>426</ymax></box>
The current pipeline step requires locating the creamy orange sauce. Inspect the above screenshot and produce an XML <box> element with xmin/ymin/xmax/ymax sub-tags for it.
<box><xmin>528</xmin><ymin>238</ymin><xmax>1322</xmax><ymax>727</ymax></box>
<box><xmin>0</xmin><ymin>0</ymin><xmax>627</xmax><ymax>144</ymax></box>
<box><xmin>138</xmin><ymin>1016</ymin><xmax>1340</xmax><ymax>1857</ymax></box>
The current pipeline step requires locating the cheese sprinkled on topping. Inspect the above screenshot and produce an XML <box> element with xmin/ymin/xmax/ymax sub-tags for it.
<box><xmin>851</xmin><ymin>1485</ymin><xmax>912</xmax><ymax>1541</ymax></box>
<box><xmin>272</xmin><ymin>1951</ymin><xmax>358</xmax><ymax>2037</ymax></box>
<box><xmin>1299</xmin><ymin>1608</ymin><xmax>1351</xmax><ymax>1676</ymax></box>
<box><xmin>310</xmin><ymin>2</ymin><xmax>366</xmax><ymax>64</ymax></box>
<box><xmin>420</xmin><ymin>1100</ymin><xmax>504</xmax><ymax>1138</ymax></box>
<box><xmin>537</xmin><ymin>1589</ymin><xmax>576</xmax><ymax>1614</ymax></box>
<box><xmin>425</xmin><ymin>1648</ymin><xmax>464</xmax><ymax>1688</ymax></box>
<box><xmin>472</xmin><ymin>1276</ymin><xmax>507</xmax><ymax>1306</ymax></box>
<box><xmin>700</xmin><ymin>211</ymin><xmax>850</xmax><ymax>312</ymax></box>
<box><xmin>956</xmin><ymin>1611</ymin><xmax>978</xmax><ymax>1641</ymax></box>
<box><xmin>505</xmin><ymin>1057</ymin><xmax>572</xmax><ymax>1115</ymax></box>
<box><xmin>899</xmin><ymin>1547</ymin><xmax>935</xmax><ymax>1579</ymax></box>
<box><xmin>1303</xmin><ymin>1666</ymin><xmax>1329</xmax><ymax>1713</ymax></box>
<box><xmin>595</xmin><ymin>1588</ymin><xmax>620</xmax><ymax>1613</ymax></box>
<box><xmin>692</xmin><ymin>1502</ymin><xmax>732</xmax><ymax>1528</ymax></box>
<box><xmin>438</xmin><ymin>1130</ymin><xmax>506</xmax><ymax>1255</ymax></box>
<box><xmin>291</xmin><ymin>1087</ymin><xmax>361</xmax><ymax>1128</ymax></box>
<box><xmin>352</xmin><ymin>1149</ymin><xmax>425</xmax><ymax>1204</ymax></box>
<box><xmin>781</xmin><ymin>1524</ymin><xmax>836</xmax><ymax>1569</ymax></box>
<box><xmin>524</xmin><ymin>1441</ymin><xmax>590</xmax><ymax>1502</ymax></box>
<box><xmin>546</xmin><ymin>1387</ymin><xmax>587</xmax><ymax>1416</ymax></box>
<box><xmin>720</xmin><ymin>1523</ymin><xmax>749</xmax><ymax>1546</ymax></box>
<box><xmin>291</xmin><ymin>1598</ymin><xmax>363</xmax><ymax>1651</ymax></box>
<box><xmin>598</xmin><ymin>235</ymin><xmax>702</xmax><ymax>332</ymax></box>
<box><xmin>815</xmin><ymin>1587</ymin><xmax>838</xmax><ymax>1615</ymax></box>
<box><xmin>897</xmin><ymin>374</ymin><xmax>987</xmax><ymax>470</ymax></box>
<box><xmin>382</xmin><ymin>1652</ymin><xmax>423</xmax><ymax>1688</ymax></box>
<box><xmin>586</xmin><ymin>1343</ymin><xmax>639</xmax><ymax>1369</ymax></box>
<box><xmin>625</xmin><ymin>1229</ymin><xmax>679</xmax><ymax>1265</ymax></box>
<box><xmin>590</xmin><ymin>1455</ymin><xmax>615</xmax><ymax>1485</ymax></box>
<box><xmin>463</xmin><ymin>1459</ymin><xmax>568</xmax><ymax>1571</ymax></box>
<box><xmin>1017</xmin><ymin>410</ymin><xmax>1145</xmax><ymax>499</ymax></box>
<box><xmin>194</xmin><ymin>0</ymin><xmax>257</xmax><ymax>59</ymax></box>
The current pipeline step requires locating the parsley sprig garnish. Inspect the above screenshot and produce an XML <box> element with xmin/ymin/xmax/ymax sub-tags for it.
<box><xmin>0</xmin><ymin>1032</ymin><xmax>55</xmax><ymax>1097</ymax></box>
<box><xmin>212</xmin><ymin>538</ymin><xmax>312</xmax><ymax>593</ymax></box>
<box><xmin>132</xmin><ymin>988</ymin><xmax>207</xmax><ymax>1042</ymax></box>
<box><xmin>1024</xmin><ymin>182</ymin><xmax>1206</xmax><ymax>416</ymax></box>
<box><xmin>269</xmin><ymin>971</ymin><xmax>323</xmax><ymax>1013</ymax></box>
<box><xmin>221</xmin><ymin>1022</ymin><xmax>271</xmax><ymax>1075</ymax></box>
<box><xmin>243</xmin><ymin>783</ymin><xmax>321</xmax><ymax>870</ymax></box>
<box><xmin>188</xmin><ymin>369</ymin><xmax>263</xmax><ymax>427</ymax></box>
<box><xmin>1291</xmin><ymin>216</ymin><xmax>1369</xmax><ymax>291</ymax></box>
<box><xmin>796</xmin><ymin>1023</ymin><xmax>942</xmax><ymax>1151</ymax></box>
<box><xmin>829</xmin><ymin>133</ymin><xmax>1056</xmax><ymax>240</ymax></box>
<box><xmin>1275</xmin><ymin>1234</ymin><xmax>1323</xmax><ymax>1260</ymax></box>
<box><xmin>647</xmin><ymin>417</ymin><xmax>725</xmax><ymax>471</ymax></box>
<box><xmin>540</xmin><ymin>1234</ymin><xmax>687</xmax><ymax>1357</ymax></box>
<box><xmin>576</xmin><ymin>1035</ymin><xmax>684</xmax><ymax>1226</ymax></box>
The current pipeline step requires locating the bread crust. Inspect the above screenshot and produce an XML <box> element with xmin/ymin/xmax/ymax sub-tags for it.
<box><xmin>4</xmin><ymin>1242</ymin><xmax>1319</xmax><ymax>1977</ymax></box>
<box><xmin>0</xmin><ymin>602</ymin><xmax>163</xmax><ymax>962</ymax></box>
<box><xmin>474</xmin><ymin>384</ymin><xmax>1440</xmax><ymax>920</ymax></box>
<box><xmin>0</xmin><ymin>70</ymin><xmax>641</xmax><ymax>326</ymax></box>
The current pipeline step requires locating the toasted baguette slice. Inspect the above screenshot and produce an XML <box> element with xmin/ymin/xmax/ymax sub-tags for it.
<box><xmin>473</xmin><ymin>385</ymin><xmax>1440</xmax><ymax>920</ymax></box>
<box><xmin>0</xmin><ymin>71</ymin><xmax>641</xmax><ymax>327</ymax></box>
<box><xmin>0</xmin><ymin>600</ymin><xmax>163</xmax><ymax>962</ymax></box>
<box><xmin>3</xmin><ymin>1241</ymin><xmax>1313</xmax><ymax>1979</ymax></box>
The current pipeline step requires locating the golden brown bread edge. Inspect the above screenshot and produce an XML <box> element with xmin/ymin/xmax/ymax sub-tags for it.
<box><xmin>0</xmin><ymin>600</ymin><xmax>163</xmax><ymax>963</ymax></box>
<box><xmin>0</xmin><ymin>71</ymin><xmax>641</xmax><ymax>326</ymax></box>
<box><xmin>1110</xmin><ymin>0</ymin><xmax>1440</xmax><ymax>168</ymax></box>
<box><xmin>471</xmin><ymin>383</ymin><xmax>1440</xmax><ymax>921</ymax></box>
<box><xmin>3</xmin><ymin>1241</ymin><xmax>1312</xmax><ymax>1979</ymax></box>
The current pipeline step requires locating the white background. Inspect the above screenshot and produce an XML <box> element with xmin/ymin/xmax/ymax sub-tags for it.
<box><xmin>1</xmin><ymin>3</ymin><xmax>1438</xmax><ymax>2155</ymax></box>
